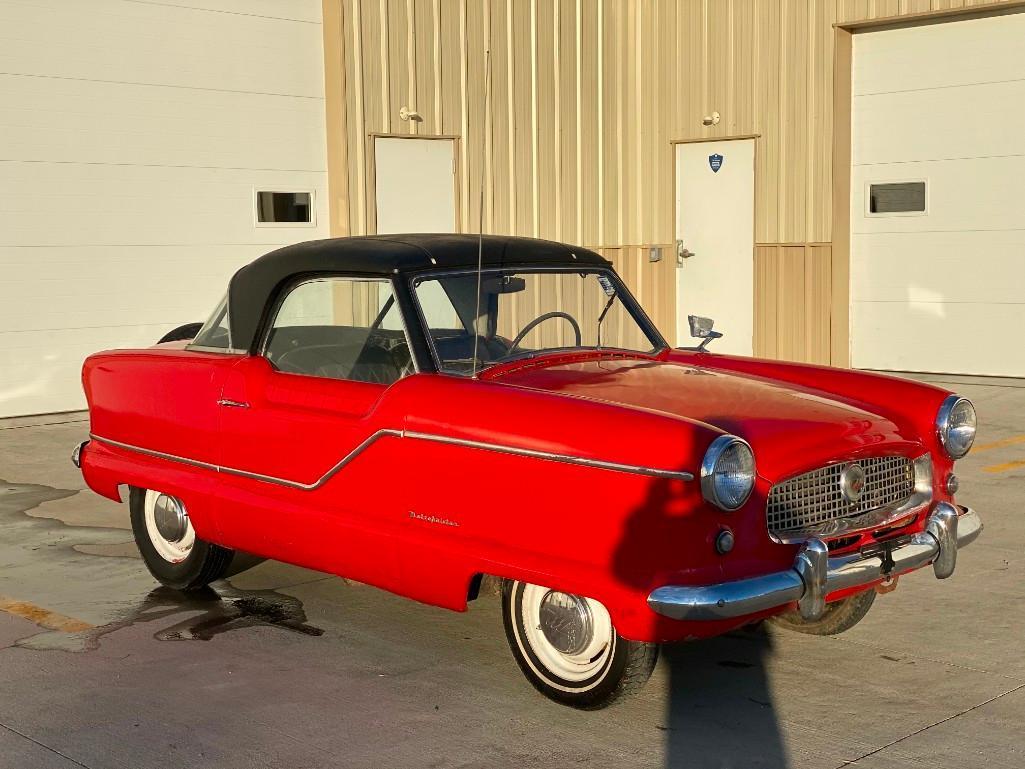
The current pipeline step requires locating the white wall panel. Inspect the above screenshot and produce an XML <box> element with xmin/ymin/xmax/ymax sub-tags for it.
<box><xmin>851</xmin><ymin>12</ymin><xmax>1025</xmax><ymax>377</ymax></box>
<box><xmin>851</xmin><ymin>302</ymin><xmax>1025</xmax><ymax>378</ymax></box>
<box><xmin>0</xmin><ymin>164</ymin><xmax>326</xmax><ymax>246</ymax></box>
<box><xmin>853</xmin><ymin>155</ymin><xmax>1025</xmax><ymax>234</ymax></box>
<box><xmin>138</xmin><ymin>0</ymin><xmax>322</xmax><ymax>24</ymax></box>
<box><xmin>853</xmin><ymin>80</ymin><xmax>1025</xmax><ymax>166</ymax></box>
<box><xmin>0</xmin><ymin>0</ymin><xmax>324</xmax><ymax>97</ymax></box>
<box><xmin>0</xmin><ymin>76</ymin><xmax>326</xmax><ymax>171</ymax></box>
<box><xmin>0</xmin><ymin>0</ymin><xmax>327</xmax><ymax>417</ymax></box>
<box><xmin>850</xmin><ymin>231</ymin><xmax>1025</xmax><ymax>305</ymax></box>
<box><xmin>852</xmin><ymin>13</ymin><xmax>1025</xmax><ymax>95</ymax></box>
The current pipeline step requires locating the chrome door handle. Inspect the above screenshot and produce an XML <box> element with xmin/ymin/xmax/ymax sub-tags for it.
<box><xmin>217</xmin><ymin>399</ymin><xmax>250</xmax><ymax>409</ymax></box>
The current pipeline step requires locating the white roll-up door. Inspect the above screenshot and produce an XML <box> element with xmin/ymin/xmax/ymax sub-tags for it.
<box><xmin>850</xmin><ymin>12</ymin><xmax>1025</xmax><ymax>376</ymax></box>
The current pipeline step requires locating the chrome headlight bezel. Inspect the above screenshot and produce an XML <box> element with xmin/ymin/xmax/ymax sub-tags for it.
<box><xmin>936</xmin><ymin>395</ymin><xmax>977</xmax><ymax>459</ymax></box>
<box><xmin>700</xmin><ymin>435</ymin><xmax>756</xmax><ymax>511</ymax></box>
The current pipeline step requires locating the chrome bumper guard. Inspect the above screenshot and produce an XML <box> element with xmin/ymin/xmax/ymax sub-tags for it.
<box><xmin>71</xmin><ymin>440</ymin><xmax>89</xmax><ymax>469</ymax></box>
<box><xmin>648</xmin><ymin>503</ymin><xmax>982</xmax><ymax>622</ymax></box>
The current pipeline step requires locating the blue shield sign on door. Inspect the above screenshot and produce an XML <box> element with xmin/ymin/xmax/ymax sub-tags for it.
<box><xmin>708</xmin><ymin>153</ymin><xmax>724</xmax><ymax>173</ymax></box>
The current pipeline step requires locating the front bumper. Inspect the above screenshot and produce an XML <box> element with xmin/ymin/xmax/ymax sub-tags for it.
<box><xmin>648</xmin><ymin>503</ymin><xmax>982</xmax><ymax>622</ymax></box>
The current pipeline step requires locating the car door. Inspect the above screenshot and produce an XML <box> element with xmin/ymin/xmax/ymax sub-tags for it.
<box><xmin>214</xmin><ymin>275</ymin><xmax>413</xmax><ymax>591</ymax></box>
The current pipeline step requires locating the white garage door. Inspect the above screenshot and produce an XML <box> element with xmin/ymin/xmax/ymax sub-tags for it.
<box><xmin>0</xmin><ymin>0</ymin><xmax>328</xmax><ymax>418</ymax></box>
<box><xmin>851</xmin><ymin>12</ymin><xmax>1025</xmax><ymax>376</ymax></box>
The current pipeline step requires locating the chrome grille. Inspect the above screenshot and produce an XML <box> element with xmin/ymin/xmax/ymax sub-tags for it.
<box><xmin>766</xmin><ymin>456</ymin><xmax>915</xmax><ymax>537</ymax></box>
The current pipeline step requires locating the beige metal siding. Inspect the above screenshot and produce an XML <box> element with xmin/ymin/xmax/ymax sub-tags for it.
<box><xmin>754</xmin><ymin>244</ymin><xmax>833</xmax><ymax>363</ymax></box>
<box><xmin>323</xmin><ymin>0</ymin><xmax>1021</xmax><ymax>355</ymax></box>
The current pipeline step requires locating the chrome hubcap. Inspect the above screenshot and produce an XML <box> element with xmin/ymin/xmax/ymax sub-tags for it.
<box><xmin>143</xmin><ymin>489</ymin><xmax>195</xmax><ymax>564</ymax></box>
<box><xmin>516</xmin><ymin>582</ymin><xmax>615</xmax><ymax>689</ymax></box>
<box><xmin>539</xmin><ymin>590</ymin><xmax>593</xmax><ymax>656</ymax></box>
<box><xmin>153</xmin><ymin>493</ymin><xmax>188</xmax><ymax>543</ymax></box>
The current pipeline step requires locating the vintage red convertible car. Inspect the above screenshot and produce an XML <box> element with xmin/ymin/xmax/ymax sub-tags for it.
<box><xmin>74</xmin><ymin>234</ymin><xmax>982</xmax><ymax>708</ymax></box>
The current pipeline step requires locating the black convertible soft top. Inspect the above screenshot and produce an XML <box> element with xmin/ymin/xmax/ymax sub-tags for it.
<box><xmin>227</xmin><ymin>234</ymin><xmax>609</xmax><ymax>353</ymax></box>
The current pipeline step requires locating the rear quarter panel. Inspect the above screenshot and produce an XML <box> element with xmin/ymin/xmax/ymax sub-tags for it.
<box><xmin>80</xmin><ymin>347</ymin><xmax>240</xmax><ymax>540</ymax></box>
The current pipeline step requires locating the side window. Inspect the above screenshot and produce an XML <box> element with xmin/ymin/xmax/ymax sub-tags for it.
<box><xmin>189</xmin><ymin>296</ymin><xmax>232</xmax><ymax>351</ymax></box>
<box><xmin>264</xmin><ymin>277</ymin><xmax>411</xmax><ymax>385</ymax></box>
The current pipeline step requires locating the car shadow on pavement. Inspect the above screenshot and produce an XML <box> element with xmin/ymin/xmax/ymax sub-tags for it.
<box><xmin>660</xmin><ymin>626</ymin><xmax>788</xmax><ymax>769</ymax></box>
<box><xmin>613</xmin><ymin>472</ymin><xmax>790</xmax><ymax>769</ymax></box>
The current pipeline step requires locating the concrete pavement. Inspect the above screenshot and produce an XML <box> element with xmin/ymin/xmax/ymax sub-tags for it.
<box><xmin>0</xmin><ymin>378</ymin><xmax>1022</xmax><ymax>769</ymax></box>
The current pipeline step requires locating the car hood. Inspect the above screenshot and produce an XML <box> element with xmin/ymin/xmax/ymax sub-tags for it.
<box><xmin>489</xmin><ymin>356</ymin><xmax>917</xmax><ymax>480</ymax></box>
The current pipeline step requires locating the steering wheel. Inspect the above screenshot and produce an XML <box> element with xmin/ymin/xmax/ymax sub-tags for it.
<box><xmin>508</xmin><ymin>311</ymin><xmax>582</xmax><ymax>353</ymax></box>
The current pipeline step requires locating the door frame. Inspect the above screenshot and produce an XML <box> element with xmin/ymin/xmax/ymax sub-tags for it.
<box><xmin>366</xmin><ymin>133</ymin><xmax>462</xmax><ymax>236</ymax></box>
<box><xmin>669</xmin><ymin>134</ymin><xmax>759</xmax><ymax>348</ymax></box>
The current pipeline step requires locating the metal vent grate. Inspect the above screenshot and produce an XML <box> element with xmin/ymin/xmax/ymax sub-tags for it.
<box><xmin>766</xmin><ymin>456</ymin><xmax>915</xmax><ymax>536</ymax></box>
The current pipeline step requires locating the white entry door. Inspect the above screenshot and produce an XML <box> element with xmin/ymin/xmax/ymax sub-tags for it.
<box><xmin>374</xmin><ymin>137</ymin><xmax>456</xmax><ymax>234</ymax></box>
<box><xmin>675</xmin><ymin>139</ymin><xmax>755</xmax><ymax>354</ymax></box>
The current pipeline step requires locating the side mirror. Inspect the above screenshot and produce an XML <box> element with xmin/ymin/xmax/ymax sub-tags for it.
<box><xmin>688</xmin><ymin>315</ymin><xmax>723</xmax><ymax>351</ymax></box>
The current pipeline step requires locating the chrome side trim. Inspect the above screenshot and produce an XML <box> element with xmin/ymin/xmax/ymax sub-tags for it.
<box><xmin>647</xmin><ymin>505</ymin><xmax>982</xmax><ymax>622</ymax></box>
<box><xmin>89</xmin><ymin>430</ymin><xmax>693</xmax><ymax>490</ymax></box>
<box><xmin>89</xmin><ymin>431</ymin><xmax>401</xmax><ymax>491</ymax></box>
<box><xmin>402</xmin><ymin>431</ymin><xmax>693</xmax><ymax>481</ymax></box>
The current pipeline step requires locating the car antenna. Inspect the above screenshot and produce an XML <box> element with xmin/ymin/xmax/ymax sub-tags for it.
<box><xmin>471</xmin><ymin>47</ymin><xmax>491</xmax><ymax>380</ymax></box>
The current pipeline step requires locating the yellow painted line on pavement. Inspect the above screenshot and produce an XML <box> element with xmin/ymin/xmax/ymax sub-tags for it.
<box><xmin>972</xmin><ymin>434</ymin><xmax>1025</xmax><ymax>453</ymax></box>
<box><xmin>0</xmin><ymin>595</ymin><xmax>93</xmax><ymax>633</ymax></box>
<box><xmin>983</xmin><ymin>459</ymin><xmax>1025</xmax><ymax>474</ymax></box>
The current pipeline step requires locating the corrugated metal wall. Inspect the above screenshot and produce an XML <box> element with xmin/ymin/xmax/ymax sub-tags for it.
<box><xmin>323</xmin><ymin>0</ymin><xmax>1018</xmax><ymax>359</ymax></box>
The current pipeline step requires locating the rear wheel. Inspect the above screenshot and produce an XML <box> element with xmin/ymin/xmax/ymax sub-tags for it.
<box><xmin>771</xmin><ymin>589</ymin><xmax>876</xmax><ymax>636</ymax></box>
<box><xmin>502</xmin><ymin>579</ymin><xmax>658</xmax><ymax>709</ymax></box>
<box><xmin>129</xmin><ymin>487</ymin><xmax>233</xmax><ymax>591</ymax></box>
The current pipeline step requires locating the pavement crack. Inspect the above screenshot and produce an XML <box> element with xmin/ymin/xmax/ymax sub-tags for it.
<box><xmin>827</xmin><ymin>634</ymin><xmax>1024</xmax><ymax>682</ymax></box>
<box><xmin>0</xmin><ymin>720</ymin><xmax>95</xmax><ymax>768</ymax></box>
<box><xmin>834</xmin><ymin>682</ymin><xmax>1025</xmax><ymax>767</ymax></box>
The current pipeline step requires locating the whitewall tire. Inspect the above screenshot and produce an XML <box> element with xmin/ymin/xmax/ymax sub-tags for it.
<box><xmin>130</xmin><ymin>487</ymin><xmax>233</xmax><ymax>591</ymax></box>
<box><xmin>502</xmin><ymin>579</ymin><xmax>658</xmax><ymax>709</ymax></box>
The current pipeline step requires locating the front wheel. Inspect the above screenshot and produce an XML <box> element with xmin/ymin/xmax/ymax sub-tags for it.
<box><xmin>502</xmin><ymin>579</ymin><xmax>658</xmax><ymax>709</ymax></box>
<box><xmin>129</xmin><ymin>487</ymin><xmax>233</xmax><ymax>591</ymax></box>
<box><xmin>770</xmin><ymin>589</ymin><xmax>876</xmax><ymax>636</ymax></box>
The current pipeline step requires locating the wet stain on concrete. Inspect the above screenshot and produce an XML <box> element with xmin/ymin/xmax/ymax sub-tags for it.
<box><xmin>72</xmin><ymin>541</ymin><xmax>140</xmax><ymax>558</ymax></box>
<box><xmin>0</xmin><ymin>479</ymin><xmax>78</xmax><ymax>519</ymax></box>
<box><xmin>17</xmin><ymin>584</ymin><xmax>324</xmax><ymax>652</ymax></box>
<box><xmin>1</xmin><ymin>478</ymin><xmax>324</xmax><ymax>651</ymax></box>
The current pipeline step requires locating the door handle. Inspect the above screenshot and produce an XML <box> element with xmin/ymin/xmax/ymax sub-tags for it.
<box><xmin>217</xmin><ymin>399</ymin><xmax>250</xmax><ymax>409</ymax></box>
<box><xmin>675</xmin><ymin>240</ymin><xmax>696</xmax><ymax>265</ymax></box>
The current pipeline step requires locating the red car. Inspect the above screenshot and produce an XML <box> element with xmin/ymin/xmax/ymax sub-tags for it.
<box><xmin>74</xmin><ymin>234</ymin><xmax>982</xmax><ymax>708</ymax></box>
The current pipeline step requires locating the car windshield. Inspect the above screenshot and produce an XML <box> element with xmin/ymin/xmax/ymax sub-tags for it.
<box><xmin>412</xmin><ymin>269</ymin><xmax>663</xmax><ymax>375</ymax></box>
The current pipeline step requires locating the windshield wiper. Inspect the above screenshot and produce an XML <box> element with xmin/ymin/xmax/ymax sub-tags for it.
<box><xmin>596</xmin><ymin>293</ymin><xmax>617</xmax><ymax>350</ymax></box>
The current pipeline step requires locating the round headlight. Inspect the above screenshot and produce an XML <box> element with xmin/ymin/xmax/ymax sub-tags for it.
<box><xmin>701</xmin><ymin>435</ymin><xmax>756</xmax><ymax>511</ymax></box>
<box><xmin>936</xmin><ymin>395</ymin><xmax>976</xmax><ymax>459</ymax></box>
